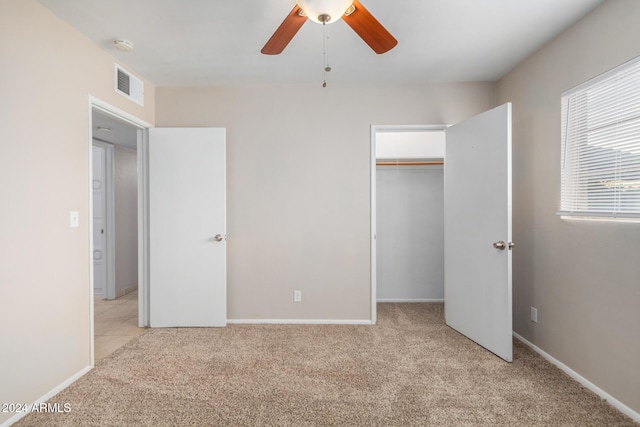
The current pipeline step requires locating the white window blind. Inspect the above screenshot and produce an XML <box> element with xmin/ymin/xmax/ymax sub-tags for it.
<box><xmin>560</xmin><ymin>56</ymin><xmax>640</xmax><ymax>220</ymax></box>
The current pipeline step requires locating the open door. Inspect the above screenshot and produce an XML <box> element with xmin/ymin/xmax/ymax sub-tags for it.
<box><xmin>148</xmin><ymin>128</ymin><xmax>227</xmax><ymax>327</ymax></box>
<box><xmin>444</xmin><ymin>103</ymin><xmax>512</xmax><ymax>362</ymax></box>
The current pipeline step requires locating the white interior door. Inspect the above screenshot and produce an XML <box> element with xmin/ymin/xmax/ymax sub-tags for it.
<box><xmin>444</xmin><ymin>103</ymin><xmax>512</xmax><ymax>362</ymax></box>
<box><xmin>92</xmin><ymin>144</ymin><xmax>106</xmax><ymax>295</ymax></box>
<box><xmin>149</xmin><ymin>128</ymin><xmax>226</xmax><ymax>327</ymax></box>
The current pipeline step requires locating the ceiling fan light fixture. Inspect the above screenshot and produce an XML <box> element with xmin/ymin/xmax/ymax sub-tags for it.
<box><xmin>295</xmin><ymin>0</ymin><xmax>354</xmax><ymax>24</ymax></box>
<box><xmin>261</xmin><ymin>0</ymin><xmax>396</xmax><ymax>55</ymax></box>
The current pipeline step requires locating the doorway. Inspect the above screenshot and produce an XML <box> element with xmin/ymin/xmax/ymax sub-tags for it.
<box><xmin>91</xmin><ymin>109</ymin><xmax>140</xmax><ymax>360</ymax></box>
<box><xmin>92</xmin><ymin>111</ymin><xmax>138</xmax><ymax>300</ymax></box>
<box><xmin>370</xmin><ymin>125</ymin><xmax>447</xmax><ymax>323</ymax></box>
<box><xmin>88</xmin><ymin>98</ymin><xmax>151</xmax><ymax>364</ymax></box>
<box><xmin>371</xmin><ymin>105</ymin><xmax>513</xmax><ymax>362</ymax></box>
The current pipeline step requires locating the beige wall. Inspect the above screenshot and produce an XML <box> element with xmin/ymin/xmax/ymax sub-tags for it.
<box><xmin>497</xmin><ymin>0</ymin><xmax>640</xmax><ymax>414</ymax></box>
<box><xmin>0</xmin><ymin>1</ymin><xmax>154</xmax><ymax>424</ymax></box>
<box><xmin>114</xmin><ymin>146</ymin><xmax>138</xmax><ymax>297</ymax></box>
<box><xmin>156</xmin><ymin>83</ymin><xmax>496</xmax><ymax>320</ymax></box>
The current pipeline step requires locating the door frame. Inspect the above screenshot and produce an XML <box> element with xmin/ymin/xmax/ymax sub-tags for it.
<box><xmin>88</xmin><ymin>96</ymin><xmax>152</xmax><ymax>366</ymax></box>
<box><xmin>91</xmin><ymin>140</ymin><xmax>115</xmax><ymax>300</ymax></box>
<box><xmin>370</xmin><ymin>124</ymin><xmax>448</xmax><ymax>324</ymax></box>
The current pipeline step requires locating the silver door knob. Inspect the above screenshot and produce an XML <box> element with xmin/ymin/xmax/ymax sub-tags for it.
<box><xmin>508</xmin><ymin>242</ymin><xmax>515</xmax><ymax>250</ymax></box>
<box><xmin>493</xmin><ymin>241</ymin><xmax>506</xmax><ymax>250</ymax></box>
<box><xmin>214</xmin><ymin>234</ymin><xmax>224</xmax><ymax>242</ymax></box>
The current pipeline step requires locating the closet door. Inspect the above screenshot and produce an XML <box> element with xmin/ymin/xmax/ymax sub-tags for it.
<box><xmin>445</xmin><ymin>103</ymin><xmax>513</xmax><ymax>362</ymax></box>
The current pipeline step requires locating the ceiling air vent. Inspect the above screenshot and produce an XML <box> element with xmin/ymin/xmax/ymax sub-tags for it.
<box><xmin>114</xmin><ymin>64</ymin><xmax>144</xmax><ymax>106</ymax></box>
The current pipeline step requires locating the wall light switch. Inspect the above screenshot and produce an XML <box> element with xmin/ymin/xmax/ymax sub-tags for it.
<box><xmin>294</xmin><ymin>290</ymin><xmax>302</xmax><ymax>302</ymax></box>
<box><xmin>69</xmin><ymin>211</ymin><xmax>79</xmax><ymax>228</ymax></box>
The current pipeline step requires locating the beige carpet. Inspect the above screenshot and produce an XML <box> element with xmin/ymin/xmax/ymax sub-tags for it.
<box><xmin>16</xmin><ymin>304</ymin><xmax>635</xmax><ymax>426</ymax></box>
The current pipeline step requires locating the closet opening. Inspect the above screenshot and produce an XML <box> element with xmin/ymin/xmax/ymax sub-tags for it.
<box><xmin>370</xmin><ymin>125</ymin><xmax>447</xmax><ymax>322</ymax></box>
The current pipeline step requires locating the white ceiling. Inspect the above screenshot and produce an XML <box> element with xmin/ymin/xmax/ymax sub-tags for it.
<box><xmin>38</xmin><ymin>0</ymin><xmax>603</xmax><ymax>87</ymax></box>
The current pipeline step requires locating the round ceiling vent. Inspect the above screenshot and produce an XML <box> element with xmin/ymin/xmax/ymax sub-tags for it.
<box><xmin>113</xmin><ymin>39</ymin><xmax>134</xmax><ymax>52</ymax></box>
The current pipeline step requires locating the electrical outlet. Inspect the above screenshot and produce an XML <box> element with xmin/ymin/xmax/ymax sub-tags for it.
<box><xmin>530</xmin><ymin>306</ymin><xmax>538</xmax><ymax>323</ymax></box>
<box><xmin>294</xmin><ymin>290</ymin><xmax>302</xmax><ymax>302</ymax></box>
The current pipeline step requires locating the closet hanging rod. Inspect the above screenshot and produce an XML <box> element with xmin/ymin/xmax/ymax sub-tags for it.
<box><xmin>376</xmin><ymin>161</ymin><xmax>444</xmax><ymax>166</ymax></box>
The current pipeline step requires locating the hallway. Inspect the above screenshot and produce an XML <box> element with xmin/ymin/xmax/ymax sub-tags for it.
<box><xmin>94</xmin><ymin>291</ymin><xmax>144</xmax><ymax>361</ymax></box>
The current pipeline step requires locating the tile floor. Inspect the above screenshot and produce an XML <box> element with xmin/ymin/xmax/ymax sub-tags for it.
<box><xmin>94</xmin><ymin>290</ymin><xmax>145</xmax><ymax>361</ymax></box>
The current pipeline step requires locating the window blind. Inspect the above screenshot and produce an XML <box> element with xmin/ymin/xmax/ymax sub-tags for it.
<box><xmin>560</xmin><ymin>55</ymin><xmax>640</xmax><ymax>220</ymax></box>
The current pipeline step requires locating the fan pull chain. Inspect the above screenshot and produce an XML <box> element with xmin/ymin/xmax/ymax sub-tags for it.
<box><xmin>323</xmin><ymin>22</ymin><xmax>331</xmax><ymax>88</ymax></box>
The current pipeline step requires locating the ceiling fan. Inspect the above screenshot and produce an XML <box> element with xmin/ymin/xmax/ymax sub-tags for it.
<box><xmin>261</xmin><ymin>0</ymin><xmax>397</xmax><ymax>55</ymax></box>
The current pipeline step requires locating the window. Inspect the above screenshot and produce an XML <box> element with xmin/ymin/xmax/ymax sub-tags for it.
<box><xmin>560</xmin><ymin>56</ymin><xmax>640</xmax><ymax>221</ymax></box>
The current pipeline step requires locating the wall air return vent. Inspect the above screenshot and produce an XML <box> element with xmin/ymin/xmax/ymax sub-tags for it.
<box><xmin>114</xmin><ymin>64</ymin><xmax>144</xmax><ymax>106</ymax></box>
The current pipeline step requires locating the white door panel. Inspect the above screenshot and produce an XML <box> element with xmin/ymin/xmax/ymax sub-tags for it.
<box><xmin>444</xmin><ymin>103</ymin><xmax>512</xmax><ymax>362</ymax></box>
<box><xmin>149</xmin><ymin>128</ymin><xmax>226</xmax><ymax>327</ymax></box>
<box><xmin>92</xmin><ymin>144</ymin><xmax>106</xmax><ymax>295</ymax></box>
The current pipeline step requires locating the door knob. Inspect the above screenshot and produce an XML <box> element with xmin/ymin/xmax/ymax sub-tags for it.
<box><xmin>214</xmin><ymin>234</ymin><xmax>224</xmax><ymax>242</ymax></box>
<box><xmin>508</xmin><ymin>242</ymin><xmax>515</xmax><ymax>250</ymax></box>
<box><xmin>493</xmin><ymin>241</ymin><xmax>506</xmax><ymax>250</ymax></box>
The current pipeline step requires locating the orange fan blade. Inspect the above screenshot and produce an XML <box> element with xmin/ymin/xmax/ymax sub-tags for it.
<box><xmin>261</xmin><ymin>6</ymin><xmax>308</xmax><ymax>55</ymax></box>
<box><xmin>342</xmin><ymin>0</ymin><xmax>397</xmax><ymax>54</ymax></box>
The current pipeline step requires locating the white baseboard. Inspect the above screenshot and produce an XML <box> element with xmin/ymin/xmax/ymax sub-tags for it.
<box><xmin>1</xmin><ymin>365</ymin><xmax>92</xmax><ymax>427</ymax></box>
<box><xmin>377</xmin><ymin>298</ymin><xmax>444</xmax><ymax>303</ymax></box>
<box><xmin>513</xmin><ymin>332</ymin><xmax>640</xmax><ymax>423</ymax></box>
<box><xmin>227</xmin><ymin>319</ymin><xmax>373</xmax><ymax>325</ymax></box>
